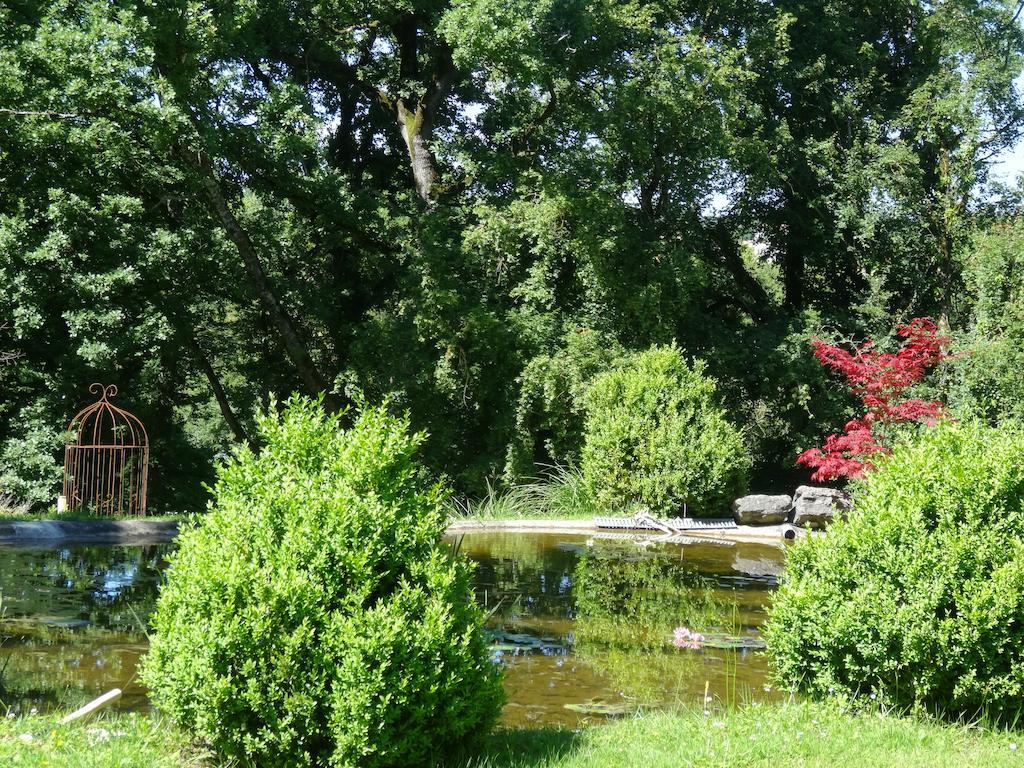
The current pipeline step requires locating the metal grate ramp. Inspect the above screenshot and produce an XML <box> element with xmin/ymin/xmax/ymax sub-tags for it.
<box><xmin>595</xmin><ymin>516</ymin><xmax>738</xmax><ymax>531</ymax></box>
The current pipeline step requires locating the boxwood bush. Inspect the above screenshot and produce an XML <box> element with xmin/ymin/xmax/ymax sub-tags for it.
<box><xmin>142</xmin><ymin>397</ymin><xmax>503</xmax><ymax>767</ymax></box>
<box><xmin>580</xmin><ymin>345</ymin><xmax>750</xmax><ymax>516</ymax></box>
<box><xmin>766</xmin><ymin>420</ymin><xmax>1024</xmax><ymax>721</ymax></box>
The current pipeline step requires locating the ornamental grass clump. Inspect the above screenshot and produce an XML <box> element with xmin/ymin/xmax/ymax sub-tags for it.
<box><xmin>142</xmin><ymin>397</ymin><xmax>504</xmax><ymax>768</ymax></box>
<box><xmin>581</xmin><ymin>345</ymin><xmax>750</xmax><ymax>516</ymax></box>
<box><xmin>766</xmin><ymin>420</ymin><xmax>1024</xmax><ymax>722</ymax></box>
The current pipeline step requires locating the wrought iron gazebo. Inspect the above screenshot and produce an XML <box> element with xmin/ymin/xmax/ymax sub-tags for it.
<box><xmin>62</xmin><ymin>384</ymin><xmax>149</xmax><ymax>516</ymax></box>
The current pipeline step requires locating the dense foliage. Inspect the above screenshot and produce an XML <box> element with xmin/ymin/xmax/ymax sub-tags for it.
<box><xmin>797</xmin><ymin>318</ymin><xmax>949</xmax><ymax>481</ymax></box>
<box><xmin>581</xmin><ymin>346</ymin><xmax>749</xmax><ymax>515</ymax></box>
<box><xmin>1</xmin><ymin>1</ymin><xmax>1023</xmax><ymax>507</ymax></box>
<box><xmin>942</xmin><ymin>218</ymin><xmax>1024</xmax><ymax>423</ymax></box>
<box><xmin>767</xmin><ymin>421</ymin><xmax>1024</xmax><ymax>721</ymax></box>
<box><xmin>141</xmin><ymin>398</ymin><xmax>503</xmax><ymax>767</ymax></box>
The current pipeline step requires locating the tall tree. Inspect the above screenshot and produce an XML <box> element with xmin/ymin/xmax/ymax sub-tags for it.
<box><xmin>0</xmin><ymin>0</ymin><xmax>1021</xmax><ymax>506</ymax></box>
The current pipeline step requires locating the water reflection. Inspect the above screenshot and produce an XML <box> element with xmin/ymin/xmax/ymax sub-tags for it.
<box><xmin>0</xmin><ymin>544</ymin><xmax>166</xmax><ymax>713</ymax></box>
<box><xmin>459</xmin><ymin>532</ymin><xmax>784</xmax><ymax>727</ymax></box>
<box><xmin>572</xmin><ymin>544</ymin><xmax>728</xmax><ymax>707</ymax></box>
<box><xmin>0</xmin><ymin>532</ymin><xmax>785</xmax><ymax>728</ymax></box>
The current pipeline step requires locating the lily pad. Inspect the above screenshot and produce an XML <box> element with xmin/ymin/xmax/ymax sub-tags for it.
<box><xmin>487</xmin><ymin>629</ymin><xmax>565</xmax><ymax>653</ymax></box>
<box><xmin>696</xmin><ymin>633</ymin><xmax>766</xmax><ymax>650</ymax></box>
<box><xmin>563</xmin><ymin>699</ymin><xmax>636</xmax><ymax>716</ymax></box>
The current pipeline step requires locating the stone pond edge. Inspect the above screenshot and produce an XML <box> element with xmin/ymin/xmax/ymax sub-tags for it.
<box><xmin>0</xmin><ymin>515</ymin><xmax>812</xmax><ymax>545</ymax></box>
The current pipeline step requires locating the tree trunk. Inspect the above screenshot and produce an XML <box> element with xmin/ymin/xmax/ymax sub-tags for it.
<box><xmin>266</xmin><ymin>24</ymin><xmax>457</xmax><ymax>203</ymax></box>
<box><xmin>391</xmin><ymin>18</ymin><xmax>456</xmax><ymax>203</ymax></box>
<box><xmin>397</xmin><ymin>100</ymin><xmax>439</xmax><ymax>202</ymax></box>
<box><xmin>186</xmin><ymin>335</ymin><xmax>249</xmax><ymax>443</ymax></box>
<box><xmin>181</xmin><ymin>147</ymin><xmax>340</xmax><ymax>411</ymax></box>
<box><xmin>781</xmin><ymin>192</ymin><xmax>809</xmax><ymax>311</ymax></box>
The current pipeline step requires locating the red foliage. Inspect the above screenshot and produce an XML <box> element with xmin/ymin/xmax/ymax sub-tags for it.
<box><xmin>797</xmin><ymin>318</ymin><xmax>949</xmax><ymax>482</ymax></box>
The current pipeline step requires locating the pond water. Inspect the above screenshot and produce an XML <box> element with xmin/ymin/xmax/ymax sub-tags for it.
<box><xmin>0</xmin><ymin>531</ymin><xmax>786</xmax><ymax>728</ymax></box>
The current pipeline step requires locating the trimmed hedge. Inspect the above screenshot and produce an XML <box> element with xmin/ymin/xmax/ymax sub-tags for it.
<box><xmin>766</xmin><ymin>421</ymin><xmax>1024</xmax><ymax>721</ymax></box>
<box><xmin>142</xmin><ymin>397</ymin><xmax>503</xmax><ymax>767</ymax></box>
<box><xmin>581</xmin><ymin>345</ymin><xmax>750</xmax><ymax>516</ymax></box>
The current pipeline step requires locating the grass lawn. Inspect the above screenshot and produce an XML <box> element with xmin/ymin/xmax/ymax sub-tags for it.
<box><xmin>3</xmin><ymin>702</ymin><xmax>1020</xmax><ymax>768</ymax></box>
<box><xmin>0</xmin><ymin>712</ymin><xmax>209</xmax><ymax>768</ymax></box>
<box><xmin>470</xmin><ymin>701</ymin><xmax>1023</xmax><ymax>768</ymax></box>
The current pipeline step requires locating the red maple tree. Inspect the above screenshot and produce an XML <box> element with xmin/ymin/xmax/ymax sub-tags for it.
<box><xmin>797</xmin><ymin>317</ymin><xmax>949</xmax><ymax>481</ymax></box>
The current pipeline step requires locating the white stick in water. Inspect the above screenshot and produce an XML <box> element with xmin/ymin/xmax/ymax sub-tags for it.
<box><xmin>59</xmin><ymin>689</ymin><xmax>122</xmax><ymax>724</ymax></box>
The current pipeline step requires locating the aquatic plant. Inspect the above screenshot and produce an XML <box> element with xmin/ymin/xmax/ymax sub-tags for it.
<box><xmin>672</xmin><ymin>627</ymin><xmax>704</xmax><ymax>650</ymax></box>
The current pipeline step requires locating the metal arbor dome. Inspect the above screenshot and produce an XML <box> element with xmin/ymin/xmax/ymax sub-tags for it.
<box><xmin>62</xmin><ymin>384</ymin><xmax>149</xmax><ymax>516</ymax></box>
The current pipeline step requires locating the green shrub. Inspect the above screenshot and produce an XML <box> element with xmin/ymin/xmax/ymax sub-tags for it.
<box><xmin>765</xmin><ymin>420</ymin><xmax>1024</xmax><ymax>721</ymax></box>
<box><xmin>504</xmin><ymin>328</ymin><xmax>625</xmax><ymax>481</ymax></box>
<box><xmin>580</xmin><ymin>346</ymin><xmax>750</xmax><ymax>516</ymax></box>
<box><xmin>0</xmin><ymin>408</ymin><xmax>64</xmax><ymax>507</ymax></box>
<box><xmin>141</xmin><ymin>397</ymin><xmax>504</xmax><ymax>768</ymax></box>
<box><xmin>940</xmin><ymin>219</ymin><xmax>1024</xmax><ymax>424</ymax></box>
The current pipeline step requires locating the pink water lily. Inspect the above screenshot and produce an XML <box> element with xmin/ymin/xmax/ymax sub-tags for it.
<box><xmin>673</xmin><ymin>626</ymin><xmax>704</xmax><ymax>650</ymax></box>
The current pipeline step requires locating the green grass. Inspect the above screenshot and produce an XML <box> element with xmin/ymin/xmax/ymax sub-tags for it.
<box><xmin>467</xmin><ymin>702</ymin><xmax>1024</xmax><ymax>768</ymax></box>
<box><xmin>0</xmin><ymin>490</ymin><xmax>190</xmax><ymax>521</ymax></box>
<box><xmin>0</xmin><ymin>712</ymin><xmax>209</xmax><ymax>768</ymax></box>
<box><xmin>451</xmin><ymin>467</ymin><xmax>604</xmax><ymax>521</ymax></box>
<box><xmin>4</xmin><ymin>702</ymin><xmax>1020</xmax><ymax>767</ymax></box>
<box><xmin>0</xmin><ymin>492</ymin><xmax>32</xmax><ymax>516</ymax></box>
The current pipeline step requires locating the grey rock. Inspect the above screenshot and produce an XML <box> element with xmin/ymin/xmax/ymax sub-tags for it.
<box><xmin>792</xmin><ymin>485</ymin><xmax>851</xmax><ymax>529</ymax></box>
<box><xmin>731</xmin><ymin>553</ymin><xmax>785</xmax><ymax>579</ymax></box>
<box><xmin>731</xmin><ymin>494</ymin><xmax>793</xmax><ymax>525</ymax></box>
<box><xmin>0</xmin><ymin>519</ymin><xmax>180</xmax><ymax>544</ymax></box>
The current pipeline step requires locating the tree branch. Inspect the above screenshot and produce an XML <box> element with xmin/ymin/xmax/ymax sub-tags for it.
<box><xmin>0</xmin><ymin>107</ymin><xmax>89</xmax><ymax>122</ymax></box>
<box><xmin>177</xmin><ymin>142</ymin><xmax>341</xmax><ymax>411</ymax></box>
<box><xmin>0</xmin><ymin>323</ymin><xmax>21</xmax><ymax>366</ymax></box>
<box><xmin>510</xmin><ymin>81</ymin><xmax>558</xmax><ymax>156</ymax></box>
<box><xmin>186</xmin><ymin>334</ymin><xmax>249</xmax><ymax>443</ymax></box>
<box><xmin>707</xmin><ymin>221</ymin><xmax>775</xmax><ymax>322</ymax></box>
<box><xmin>1009</xmin><ymin>0</ymin><xmax>1024</xmax><ymax>28</ymax></box>
<box><xmin>270</xmin><ymin>42</ymin><xmax>393</xmax><ymax>115</ymax></box>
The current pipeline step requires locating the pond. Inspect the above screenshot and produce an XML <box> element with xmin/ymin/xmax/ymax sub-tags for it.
<box><xmin>0</xmin><ymin>531</ymin><xmax>785</xmax><ymax>728</ymax></box>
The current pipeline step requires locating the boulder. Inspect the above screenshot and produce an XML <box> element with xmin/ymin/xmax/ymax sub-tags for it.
<box><xmin>731</xmin><ymin>552</ymin><xmax>785</xmax><ymax>580</ymax></box>
<box><xmin>731</xmin><ymin>494</ymin><xmax>792</xmax><ymax>525</ymax></box>
<box><xmin>792</xmin><ymin>485</ymin><xmax>851</xmax><ymax>529</ymax></box>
